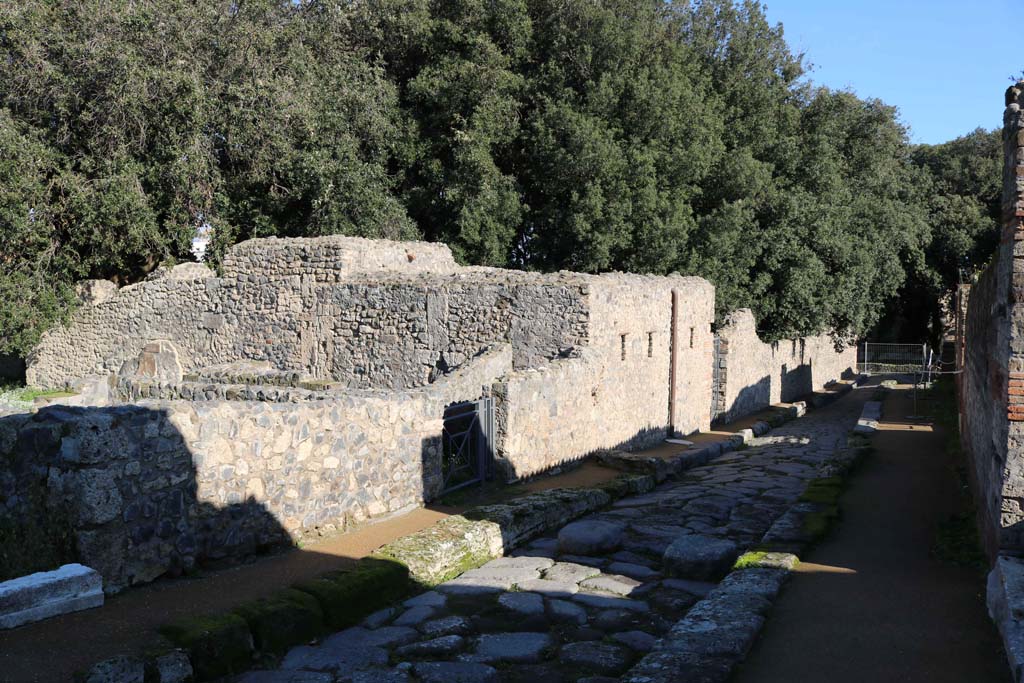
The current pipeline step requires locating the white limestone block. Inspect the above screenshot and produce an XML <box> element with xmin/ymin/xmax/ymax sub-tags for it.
<box><xmin>0</xmin><ymin>563</ymin><xmax>103</xmax><ymax>629</ymax></box>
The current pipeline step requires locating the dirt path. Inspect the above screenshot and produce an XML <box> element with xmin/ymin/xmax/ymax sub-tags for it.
<box><xmin>733</xmin><ymin>385</ymin><xmax>1010</xmax><ymax>683</ymax></box>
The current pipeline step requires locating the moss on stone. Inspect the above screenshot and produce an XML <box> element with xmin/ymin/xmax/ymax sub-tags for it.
<box><xmin>159</xmin><ymin>612</ymin><xmax>253</xmax><ymax>681</ymax></box>
<box><xmin>799</xmin><ymin>476</ymin><xmax>845</xmax><ymax>506</ymax></box>
<box><xmin>372</xmin><ymin>514</ymin><xmax>502</xmax><ymax>586</ymax></box>
<box><xmin>800</xmin><ymin>505</ymin><xmax>840</xmax><ymax>541</ymax></box>
<box><xmin>233</xmin><ymin>588</ymin><xmax>325</xmax><ymax>656</ymax></box>
<box><xmin>733</xmin><ymin>551</ymin><xmax>769</xmax><ymax>570</ymax></box>
<box><xmin>292</xmin><ymin>558</ymin><xmax>410</xmax><ymax>630</ymax></box>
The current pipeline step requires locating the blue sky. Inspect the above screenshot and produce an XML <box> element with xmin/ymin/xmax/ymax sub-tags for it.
<box><xmin>762</xmin><ymin>0</ymin><xmax>1020</xmax><ymax>144</ymax></box>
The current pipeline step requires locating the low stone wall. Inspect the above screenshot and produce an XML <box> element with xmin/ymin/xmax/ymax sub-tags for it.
<box><xmin>713</xmin><ymin>309</ymin><xmax>856</xmax><ymax>423</ymax></box>
<box><xmin>0</xmin><ymin>347</ymin><xmax>511</xmax><ymax>593</ymax></box>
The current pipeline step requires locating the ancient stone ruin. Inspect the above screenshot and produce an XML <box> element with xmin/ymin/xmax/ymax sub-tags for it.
<box><xmin>955</xmin><ymin>82</ymin><xmax>1024</xmax><ymax>674</ymax></box>
<box><xmin>2</xmin><ymin>235</ymin><xmax>854</xmax><ymax>595</ymax></box>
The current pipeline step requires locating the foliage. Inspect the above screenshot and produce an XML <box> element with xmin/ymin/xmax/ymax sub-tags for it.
<box><xmin>878</xmin><ymin>129</ymin><xmax>1002</xmax><ymax>344</ymax></box>
<box><xmin>0</xmin><ymin>0</ymin><xmax>413</xmax><ymax>354</ymax></box>
<box><xmin>0</xmin><ymin>0</ymin><xmax>1002</xmax><ymax>353</ymax></box>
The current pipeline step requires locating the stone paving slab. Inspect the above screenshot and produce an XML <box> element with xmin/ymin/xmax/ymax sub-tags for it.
<box><xmin>230</xmin><ymin>388</ymin><xmax>866</xmax><ymax>683</ymax></box>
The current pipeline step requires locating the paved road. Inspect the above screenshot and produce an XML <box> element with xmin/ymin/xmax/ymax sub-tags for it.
<box><xmin>240</xmin><ymin>387</ymin><xmax>870</xmax><ymax>682</ymax></box>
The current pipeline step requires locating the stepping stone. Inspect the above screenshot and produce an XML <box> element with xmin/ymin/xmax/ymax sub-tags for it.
<box><xmin>543</xmin><ymin>562</ymin><xmax>601</xmax><ymax>584</ymax></box>
<box><xmin>662</xmin><ymin>534</ymin><xmax>739</xmax><ymax>581</ymax></box>
<box><xmin>558</xmin><ymin>520</ymin><xmax>625</xmax><ymax>555</ymax></box>
<box><xmin>404</xmin><ymin>591</ymin><xmax>447</xmax><ymax>608</ymax></box>
<box><xmin>498</xmin><ymin>592</ymin><xmax>544</xmax><ymax>616</ymax></box>
<box><xmin>393</xmin><ymin>605</ymin><xmax>436</xmax><ymax>626</ymax></box>
<box><xmin>412</xmin><ymin>661</ymin><xmax>498</xmax><ymax>683</ymax></box>
<box><xmin>659</xmin><ymin>578</ymin><xmax>718</xmax><ymax>597</ymax></box>
<box><xmin>571</xmin><ymin>593</ymin><xmax>650</xmax><ymax>612</ymax></box>
<box><xmin>580</xmin><ymin>574</ymin><xmax>643</xmax><ymax>597</ymax></box>
<box><xmin>611</xmin><ymin>630</ymin><xmax>657</xmax><ymax>652</ymax></box>
<box><xmin>470</xmin><ymin>632</ymin><xmax>552</xmax><ymax>663</ymax></box>
<box><xmin>559</xmin><ymin>641</ymin><xmax>634</xmax><ymax>675</ymax></box>
<box><xmin>516</xmin><ymin>579</ymin><xmax>579</xmax><ymax>598</ymax></box>
<box><xmin>606</xmin><ymin>562</ymin><xmax>659</xmax><ymax>580</ymax></box>
<box><xmin>547</xmin><ymin>598</ymin><xmax>587</xmax><ymax>625</ymax></box>
<box><xmin>395</xmin><ymin>635</ymin><xmax>465</xmax><ymax>657</ymax></box>
<box><xmin>420</xmin><ymin>615</ymin><xmax>474</xmax><ymax>637</ymax></box>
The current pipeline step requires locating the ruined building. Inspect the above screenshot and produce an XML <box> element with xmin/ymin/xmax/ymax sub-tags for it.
<box><xmin>3</xmin><ymin>236</ymin><xmax>854</xmax><ymax>592</ymax></box>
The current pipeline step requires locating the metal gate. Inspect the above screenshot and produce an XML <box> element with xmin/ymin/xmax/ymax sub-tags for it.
<box><xmin>710</xmin><ymin>334</ymin><xmax>724</xmax><ymax>423</ymax></box>
<box><xmin>859</xmin><ymin>343</ymin><xmax>931</xmax><ymax>376</ymax></box>
<box><xmin>440</xmin><ymin>397</ymin><xmax>495</xmax><ymax>494</ymax></box>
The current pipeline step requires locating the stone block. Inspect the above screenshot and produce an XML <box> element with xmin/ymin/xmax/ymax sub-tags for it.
<box><xmin>234</xmin><ymin>588</ymin><xmax>326</xmax><ymax>655</ymax></box>
<box><xmin>80</xmin><ymin>655</ymin><xmax>145</xmax><ymax>683</ymax></box>
<box><xmin>662</xmin><ymin>535</ymin><xmax>739</xmax><ymax>581</ymax></box>
<box><xmin>558</xmin><ymin>520</ymin><xmax>625</xmax><ymax>555</ymax></box>
<box><xmin>159</xmin><ymin>612</ymin><xmax>254</xmax><ymax>681</ymax></box>
<box><xmin>150</xmin><ymin>650</ymin><xmax>194</xmax><ymax>683</ymax></box>
<box><xmin>0</xmin><ymin>563</ymin><xmax>103</xmax><ymax>629</ymax></box>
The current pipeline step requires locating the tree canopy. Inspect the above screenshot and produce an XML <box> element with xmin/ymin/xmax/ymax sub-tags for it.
<box><xmin>0</xmin><ymin>0</ymin><xmax>1002</xmax><ymax>355</ymax></box>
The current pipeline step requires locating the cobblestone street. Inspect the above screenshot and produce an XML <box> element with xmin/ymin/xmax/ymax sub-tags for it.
<box><xmin>238</xmin><ymin>388</ymin><xmax>870</xmax><ymax>683</ymax></box>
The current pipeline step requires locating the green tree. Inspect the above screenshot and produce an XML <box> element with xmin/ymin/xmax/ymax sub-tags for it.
<box><xmin>0</xmin><ymin>0</ymin><xmax>414</xmax><ymax>354</ymax></box>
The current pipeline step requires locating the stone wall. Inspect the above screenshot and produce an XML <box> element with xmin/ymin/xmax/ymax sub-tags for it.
<box><xmin>712</xmin><ymin>309</ymin><xmax>857</xmax><ymax>423</ymax></box>
<box><xmin>0</xmin><ymin>347</ymin><xmax>511</xmax><ymax>593</ymax></box>
<box><xmin>960</xmin><ymin>83</ymin><xmax>1024</xmax><ymax>561</ymax></box>
<box><xmin>494</xmin><ymin>275</ymin><xmax>715</xmax><ymax>478</ymax></box>
<box><xmin>961</xmin><ymin>261</ymin><xmax>1007</xmax><ymax>559</ymax></box>
<box><xmin>26</xmin><ymin>238</ymin><xmax>588</xmax><ymax>391</ymax></box>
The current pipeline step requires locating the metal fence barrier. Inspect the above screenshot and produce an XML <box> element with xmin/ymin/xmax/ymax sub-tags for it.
<box><xmin>858</xmin><ymin>342</ymin><xmax>930</xmax><ymax>376</ymax></box>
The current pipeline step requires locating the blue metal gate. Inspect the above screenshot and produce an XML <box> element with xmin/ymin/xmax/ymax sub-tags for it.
<box><xmin>440</xmin><ymin>397</ymin><xmax>495</xmax><ymax>494</ymax></box>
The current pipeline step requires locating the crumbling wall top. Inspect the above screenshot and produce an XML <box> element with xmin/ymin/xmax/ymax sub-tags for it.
<box><xmin>220</xmin><ymin>235</ymin><xmax>459</xmax><ymax>280</ymax></box>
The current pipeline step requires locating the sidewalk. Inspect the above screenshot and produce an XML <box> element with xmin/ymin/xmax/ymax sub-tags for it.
<box><xmin>733</xmin><ymin>385</ymin><xmax>1010</xmax><ymax>682</ymax></box>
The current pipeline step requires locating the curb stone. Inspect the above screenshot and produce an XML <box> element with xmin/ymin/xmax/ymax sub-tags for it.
<box><xmin>129</xmin><ymin>474</ymin><xmax>654</xmax><ymax>682</ymax></box>
<box><xmin>853</xmin><ymin>400</ymin><xmax>882</xmax><ymax>434</ymax></box>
